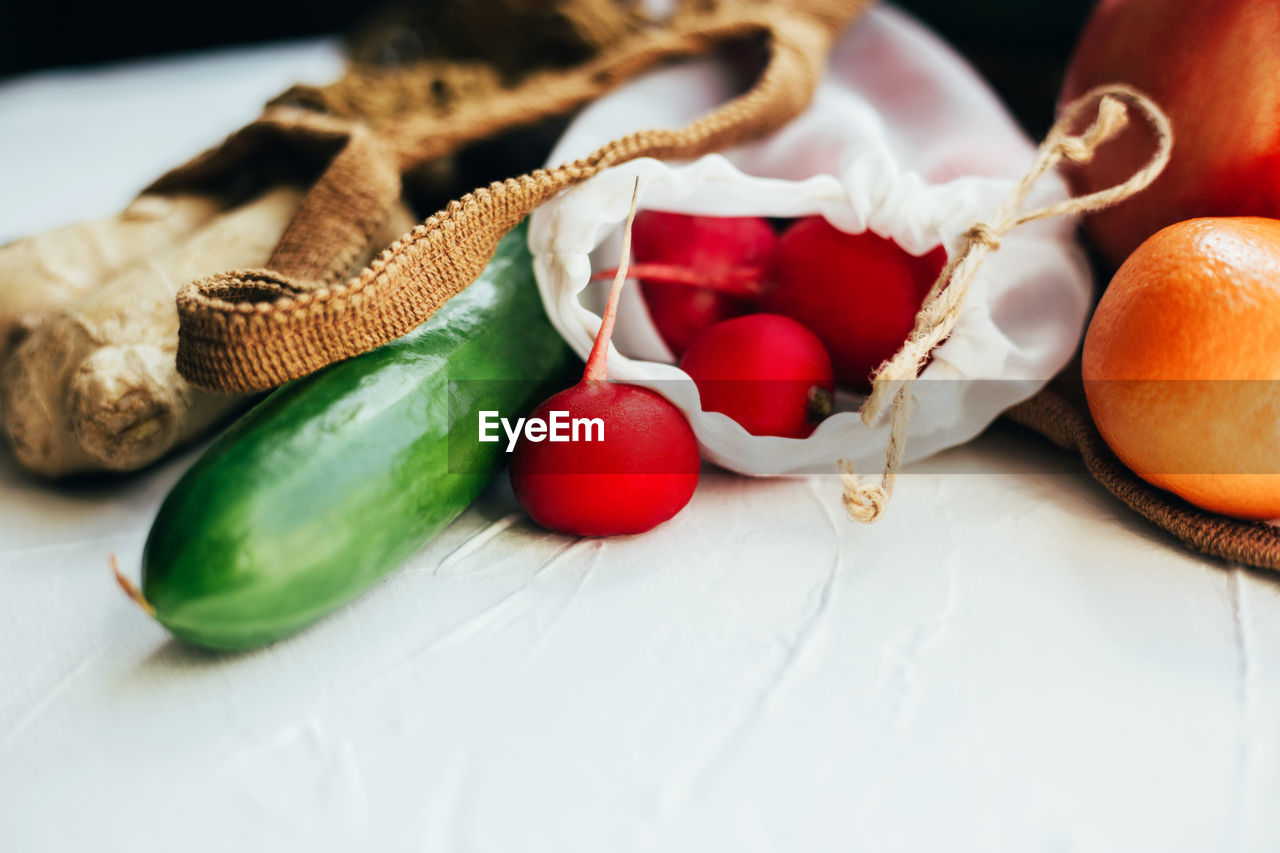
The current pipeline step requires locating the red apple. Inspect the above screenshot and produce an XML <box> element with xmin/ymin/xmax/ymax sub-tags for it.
<box><xmin>1061</xmin><ymin>0</ymin><xmax>1280</xmax><ymax>268</ymax></box>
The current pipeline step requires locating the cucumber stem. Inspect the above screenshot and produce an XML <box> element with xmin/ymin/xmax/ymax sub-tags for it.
<box><xmin>111</xmin><ymin>554</ymin><xmax>155</xmax><ymax>617</ymax></box>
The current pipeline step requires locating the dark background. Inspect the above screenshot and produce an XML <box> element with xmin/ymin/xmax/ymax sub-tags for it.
<box><xmin>0</xmin><ymin>0</ymin><xmax>1102</xmax><ymax>224</ymax></box>
<box><xmin>1</xmin><ymin>0</ymin><xmax>1098</xmax><ymax>137</ymax></box>
<box><xmin>0</xmin><ymin>4</ymin><xmax>1095</xmax><ymax>73</ymax></box>
<box><xmin>0</xmin><ymin>0</ymin><xmax>361</xmax><ymax>76</ymax></box>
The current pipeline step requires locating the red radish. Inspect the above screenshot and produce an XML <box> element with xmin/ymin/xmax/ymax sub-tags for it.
<box><xmin>760</xmin><ymin>216</ymin><xmax>947</xmax><ymax>388</ymax></box>
<box><xmin>679</xmin><ymin>314</ymin><xmax>834</xmax><ymax>439</ymax></box>
<box><xmin>639</xmin><ymin>283</ymin><xmax>751</xmax><ymax>360</ymax></box>
<box><xmin>595</xmin><ymin>211</ymin><xmax>778</xmax><ymax>356</ymax></box>
<box><xmin>510</xmin><ymin>188</ymin><xmax>700</xmax><ymax>537</ymax></box>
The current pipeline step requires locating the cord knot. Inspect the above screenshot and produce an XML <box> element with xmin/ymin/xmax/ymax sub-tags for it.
<box><xmin>965</xmin><ymin>222</ymin><xmax>1002</xmax><ymax>251</ymax></box>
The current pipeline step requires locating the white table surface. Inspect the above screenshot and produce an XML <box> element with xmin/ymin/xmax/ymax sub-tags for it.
<box><xmin>2</xmin><ymin>38</ymin><xmax>1279</xmax><ymax>853</ymax></box>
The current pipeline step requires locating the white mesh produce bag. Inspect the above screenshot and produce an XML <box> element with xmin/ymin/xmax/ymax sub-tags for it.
<box><xmin>528</xmin><ymin>4</ymin><xmax>1094</xmax><ymax>478</ymax></box>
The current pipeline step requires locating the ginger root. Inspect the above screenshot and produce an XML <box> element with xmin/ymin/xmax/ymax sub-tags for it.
<box><xmin>1</xmin><ymin>188</ymin><xmax>415</xmax><ymax>477</ymax></box>
<box><xmin>0</xmin><ymin>194</ymin><xmax>223</xmax><ymax>362</ymax></box>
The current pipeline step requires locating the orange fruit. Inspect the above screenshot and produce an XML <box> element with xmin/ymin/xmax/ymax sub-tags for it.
<box><xmin>1083</xmin><ymin>217</ymin><xmax>1280</xmax><ymax>520</ymax></box>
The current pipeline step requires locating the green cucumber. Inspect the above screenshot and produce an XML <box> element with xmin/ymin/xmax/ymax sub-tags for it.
<box><xmin>142</xmin><ymin>222</ymin><xmax>574</xmax><ymax>650</ymax></box>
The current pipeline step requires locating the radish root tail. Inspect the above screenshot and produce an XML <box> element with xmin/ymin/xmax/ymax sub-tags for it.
<box><xmin>583</xmin><ymin>178</ymin><xmax>642</xmax><ymax>383</ymax></box>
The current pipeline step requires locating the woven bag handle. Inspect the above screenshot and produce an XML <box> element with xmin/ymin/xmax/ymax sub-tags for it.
<box><xmin>174</xmin><ymin>1</ymin><xmax>869</xmax><ymax>393</ymax></box>
<box><xmin>145</xmin><ymin>110</ymin><xmax>405</xmax><ymax>290</ymax></box>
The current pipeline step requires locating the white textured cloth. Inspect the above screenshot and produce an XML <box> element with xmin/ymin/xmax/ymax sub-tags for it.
<box><xmin>530</xmin><ymin>6</ymin><xmax>1091</xmax><ymax>475</ymax></box>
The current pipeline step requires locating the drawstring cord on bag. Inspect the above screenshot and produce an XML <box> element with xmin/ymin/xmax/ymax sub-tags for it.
<box><xmin>840</xmin><ymin>84</ymin><xmax>1173</xmax><ymax>524</ymax></box>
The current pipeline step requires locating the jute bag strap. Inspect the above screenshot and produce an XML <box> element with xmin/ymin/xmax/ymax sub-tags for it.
<box><xmin>1007</xmin><ymin>386</ymin><xmax>1280</xmax><ymax>570</ymax></box>
<box><xmin>173</xmin><ymin>0</ymin><xmax>871</xmax><ymax>393</ymax></box>
<box><xmin>145</xmin><ymin>109</ymin><xmax>404</xmax><ymax>289</ymax></box>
